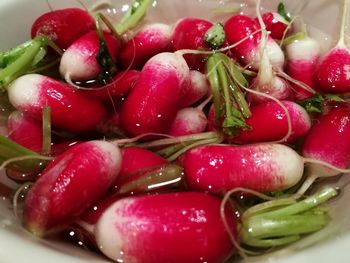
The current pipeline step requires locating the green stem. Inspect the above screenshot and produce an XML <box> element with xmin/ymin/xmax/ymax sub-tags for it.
<box><xmin>0</xmin><ymin>40</ymin><xmax>33</xmax><ymax>68</ymax></box>
<box><xmin>115</xmin><ymin>0</ymin><xmax>152</xmax><ymax>35</ymax></box>
<box><xmin>204</xmin><ymin>23</ymin><xmax>226</xmax><ymax>49</ymax></box>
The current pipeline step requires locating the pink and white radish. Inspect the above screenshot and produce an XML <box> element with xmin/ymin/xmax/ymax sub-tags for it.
<box><xmin>182</xmin><ymin>143</ymin><xmax>304</xmax><ymax>193</ymax></box>
<box><xmin>231</xmin><ymin>100</ymin><xmax>311</xmax><ymax>144</ymax></box>
<box><xmin>171</xmin><ymin>18</ymin><xmax>214</xmax><ymax>70</ymax></box>
<box><xmin>7</xmin><ymin>74</ymin><xmax>108</xmax><ymax>134</ymax></box>
<box><xmin>180</xmin><ymin>70</ymin><xmax>210</xmax><ymax>107</ymax></box>
<box><xmin>119</xmin><ymin>23</ymin><xmax>172</xmax><ymax>69</ymax></box>
<box><xmin>23</xmin><ymin>140</ymin><xmax>122</xmax><ymax>236</ymax></box>
<box><xmin>119</xmin><ymin>52</ymin><xmax>190</xmax><ymax>137</ymax></box>
<box><xmin>94</xmin><ymin>192</ymin><xmax>236</xmax><ymax>263</ymax></box>
<box><xmin>7</xmin><ymin>111</ymin><xmax>43</xmax><ymax>153</ymax></box>
<box><xmin>314</xmin><ymin>0</ymin><xmax>350</xmax><ymax>93</ymax></box>
<box><xmin>59</xmin><ymin>31</ymin><xmax>120</xmax><ymax>82</ymax></box>
<box><xmin>31</xmin><ymin>8</ymin><xmax>95</xmax><ymax>50</ymax></box>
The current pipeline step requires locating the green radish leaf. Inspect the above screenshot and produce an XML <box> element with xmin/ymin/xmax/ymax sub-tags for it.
<box><xmin>297</xmin><ymin>93</ymin><xmax>324</xmax><ymax>113</ymax></box>
<box><xmin>277</xmin><ymin>2</ymin><xmax>291</xmax><ymax>22</ymax></box>
<box><xmin>204</xmin><ymin>23</ymin><xmax>226</xmax><ymax>49</ymax></box>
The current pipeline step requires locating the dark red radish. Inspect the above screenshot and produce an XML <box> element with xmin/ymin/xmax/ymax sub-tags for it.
<box><xmin>83</xmin><ymin>70</ymin><xmax>140</xmax><ymax>101</ymax></box>
<box><xmin>180</xmin><ymin>70</ymin><xmax>209</xmax><ymax>107</ymax></box>
<box><xmin>7</xmin><ymin>111</ymin><xmax>42</xmax><ymax>153</ymax></box>
<box><xmin>314</xmin><ymin>0</ymin><xmax>350</xmax><ymax>93</ymax></box>
<box><xmin>224</xmin><ymin>14</ymin><xmax>284</xmax><ymax>70</ymax></box>
<box><xmin>232</xmin><ymin>101</ymin><xmax>311</xmax><ymax>144</ymax></box>
<box><xmin>23</xmin><ymin>140</ymin><xmax>122</xmax><ymax>236</ymax></box>
<box><xmin>7</xmin><ymin>74</ymin><xmax>108</xmax><ymax>134</ymax></box>
<box><xmin>31</xmin><ymin>8</ymin><xmax>95</xmax><ymax>50</ymax></box>
<box><xmin>94</xmin><ymin>192</ymin><xmax>236</xmax><ymax>263</ymax></box>
<box><xmin>171</xmin><ymin>18</ymin><xmax>213</xmax><ymax>70</ymax></box>
<box><xmin>119</xmin><ymin>52</ymin><xmax>190</xmax><ymax>137</ymax></box>
<box><xmin>59</xmin><ymin>31</ymin><xmax>120</xmax><ymax>82</ymax></box>
<box><xmin>296</xmin><ymin>106</ymin><xmax>350</xmax><ymax>196</ymax></box>
<box><xmin>183</xmin><ymin>144</ymin><xmax>304</xmax><ymax>193</ymax></box>
<box><xmin>255</xmin><ymin>12</ymin><xmax>289</xmax><ymax>40</ymax></box>
<box><xmin>286</xmin><ymin>36</ymin><xmax>320</xmax><ymax>99</ymax></box>
<box><xmin>119</xmin><ymin>23</ymin><xmax>172</xmax><ymax>69</ymax></box>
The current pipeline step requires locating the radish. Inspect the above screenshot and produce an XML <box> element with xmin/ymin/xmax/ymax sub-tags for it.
<box><xmin>59</xmin><ymin>31</ymin><xmax>120</xmax><ymax>82</ymax></box>
<box><xmin>94</xmin><ymin>192</ymin><xmax>236</xmax><ymax>263</ymax></box>
<box><xmin>119</xmin><ymin>52</ymin><xmax>190</xmax><ymax>137</ymax></box>
<box><xmin>7</xmin><ymin>74</ymin><xmax>108</xmax><ymax>134</ymax></box>
<box><xmin>314</xmin><ymin>0</ymin><xmax>350</xmax><ymax>93</ymax></box>
<box><xmin>180</xmin><ymin>70</ymin><xmax>209</xmax><ymax>107</ymax></box>
<box><xmin>83</xmin><ymin>70</ymin><xmax>140</xmax><ymax>101</ymax></box>
<box><xmin>7</xmin><ymin>111</ymin><xmax>43</xmax><ymax>153</ymax></box>
<box><xmin>171</xmin><ymin>18</ymin><xmax>214</xmax><ymax>70</ymax></box>
<box><xmin>31</xmin><ymin>8</ymin><xmax>95</xmax><ymax>50</ymax></box>
<box><xmin>119</xmin><ymin>23</ymin><xmax>172</xmax><ymax>69</ymax></box>
<box><xmin>232</xmin><ymin>100</ymin><xmax>311</xmax><ymax>144</ymax></box>
<box><xmin>23</xmin><ymin>140</ymin><xmax>122</xmax><ymax>236</ymax></box>
<box><xmin>182</xmin><ymin>143</ymin><xmax>304</xmax><ymax>193</ymax></box>
<box><xmin>255</xmin><ymin>12</ymin><xmax>289</xmax><ymax>40</ymax></box>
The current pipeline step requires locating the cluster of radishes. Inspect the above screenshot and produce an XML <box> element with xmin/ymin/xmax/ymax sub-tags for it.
<box><xmin>1</xmin><ymin>0</ymin><xmax>350</xmax><ymax>262</ymax></box>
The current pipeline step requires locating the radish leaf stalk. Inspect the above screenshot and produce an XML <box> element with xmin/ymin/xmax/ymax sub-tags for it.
<box><xmin>277</xmin><ymin>2</ymin><xmax>291</xmax><ymax>22</ymax></box>
<box><xmin>204</xmin><ymin>23</ymin><xmax>226</xmax><ymax>49</ymax></box>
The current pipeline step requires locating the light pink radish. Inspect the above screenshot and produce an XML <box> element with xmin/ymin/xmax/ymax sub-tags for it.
<box><xmin>7</xmin><ymin>111</ymin><xmax>42</xmax><ymax>152</ymax></box>
<box><xmin>314</xmin><ymin>0</ymin><xmax>350</xmax><ymax>93</ymax></box>
<box><xmin>171</xmin><ymin>18</ymin><xmax>213</xmax><ymax>70</ymax></box>
<box><xmin>59</xmin><ymin>31</ymin><xmax>120</xmax><ymax>82</ymax></box>
<box><xmin>119</xmin><ymin>52</ymin><xmax>190</xmax><ymax>137</ymax></box>
<box><xmin>94</xmin><ymin>192</ymin><xmax>236</xmax><ymax>263</ymax></box>
<box><xmin>255</xmin><ymin>12</ymin><xmax>289</xmax><ymax>40</ymax></box>
<box><xmin>31</xmin><ymin>8</ymin><xmax>95</xmax><ymax>50</ymax></box>
<box><xmin>232</xmin><ymin>101</ymin><xmax>311</xmax><ymax>144</ymax></box>
<box><xmin>23</xmin><ymin>140</ymin><xmax>122</xmax><ymax>236</ymax></box>
<box><xmin>7</xmin><ymin>74</ymin><xmax>108</xmax><ymax>134</ymax></box>
<box><xmin>119</xmin><ymin>23</ymin><xmax>172</xmax><ymax>69</ymax></box>
<box><xmin>286</xmin><ymin>36</ymin><xmax>320</xmax><ymax>99</ymax></box>
<box><xmin>183</xmin><ymin>144</ymin><xmax>304</xmax><ymax>193</ymax></box>
<box><xmin>180</xmin><ymin>70</ymin><xmax>209</xmax><ymax>107</ymax></box>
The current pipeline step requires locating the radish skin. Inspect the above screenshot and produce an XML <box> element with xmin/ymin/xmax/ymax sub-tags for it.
<box><xmin>94</xmin><ymin>192</ymin><xmax>236</xmax><ymax>263</ymax></box>
<box><xmin>255</xmin><ymin>12</ymin><xmax>289</xmax><ymax>40</ymax></box>
<box><xmin>23</xmin><ymin>140</ymin><xmax>122</xmax><ymax>236</ymax></box>
<box><xmin>180</xmin><ymin>70</ymin><xmax>209</xmax><ymax>107</ymax></box>
<box><xmin>7</xmin><ymin>74</ymin><xmax>108</xmax><ymax>134</ymax></box>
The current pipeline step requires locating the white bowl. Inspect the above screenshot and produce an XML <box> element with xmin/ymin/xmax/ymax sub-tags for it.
<box><xmin>1</xmin><ymin>0</ymin><xmax>350</xmax><ymax>262</ymax></box>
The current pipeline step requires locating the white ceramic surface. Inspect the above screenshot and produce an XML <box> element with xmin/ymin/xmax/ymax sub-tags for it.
<box><xmin>1</xmin><ymin>0</ymin><xmax>350</xmax><ymax>262</ymax></box>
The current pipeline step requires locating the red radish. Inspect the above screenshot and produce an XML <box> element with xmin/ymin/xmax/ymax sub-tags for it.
<box><xmin>94</xmin><ymin>192</ymin><xmax>236</xmax><ymax>263</ymax></box>
<box><xmin>167</xmin><ymin>107</ymin><xmax>208</xmax><ymax>137</ymax></box>
<box><xmin>7</xmin><ymin>111</ymin><xmax>42</xmax><ymax>152</ymax></box>
<box><xmin>314</xmin><ymin>0</ymin><xmax>350</xmax><ymax>93</ymax></box>
<box><xmin>255</xmin><ymin>12</ymin><xmax>289</xmax><ymax>40</ymax></box>
<box><xmin>31</xmin><ymin>8</ymin><xmax>95</xmax><ymax>50</ymax></box>
<box><xmin>7</xmin><ymin>74</ymin><xmax>108</xmax><ymax>134</ymax></box>
<box><xmin>171</xmin><ymin>18</ymin><xmax>213</xmax><ymax>70</ymax></box>
<box><xmin>296</xmin><ymin>106</ymin><xmax>350</xmax><ymax>196</ymax></box>
<box><xmin>23</xmin><ymin>140</ymin><xmax>122</xmax><ymax>236</ymax></box>
<box><xmin>232</xmin><ymin>101</ymin><xmax>311</xmax><ymax>144</ymax></box>
<box><xmin>59</xmin><ymin>31</ymin><xmax>120</xmax><ymax>82</ymax></box>
<box><xmin>285</xmin><ymin>36</ymin><xmax>320</xmax><ymax>99</ymax></box>
<box><xmin>119</xmin><ymin>52</ymin><xmax>190</xmax><ymax>137</ymax></box>
<box><xmin>182</xmin><ymin>143</ymin><xmax>304</xmax><ymax>193</ymax></box>
<box><xmin>83</xmin><ymin>70</ymin><xmax>140</xmax><ymax>101</ymax></box>
<box><xmin>119</xmin><ymin>23</ymin><xmax>172</xmax><ymax>69</ymax></box>
<box><xmin>224</xmin><ymin>14</ymin><xmax>284</xmax><ymax>70</ymax></box>
<box><xmin>180</xmin><ymin>70</ymin><xmax>209</xmax><ymax>107</ymax></box>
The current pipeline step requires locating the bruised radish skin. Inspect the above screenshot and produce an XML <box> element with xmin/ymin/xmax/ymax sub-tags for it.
<box><xmin>7</xmin><ymin>111</ymin><xmax>42</xmax><ymax>152</ymax></box>
<box><xmin>224</xmin><ymin>15</ymin><xmax>285</xmax><ymax>70</ymax></box>
<box><xmin>83</xmin><ymin>70</ymin><xmax>140</xmax><ymax>101</ymax></box>
<box><xmin>286</xmin><ymin>37</ymin><xmax>320</xmax><ymax>99</ymax></box>
<box><xmin>7</xmin><ymin>74</ymin><xmax>108</xmax><ymax>134</ymax></box>
<box><xmin>232</xmin><ymin>101</ymin><xmax>311</xmax><ymax>144</ymax></box>
<box><xmin>23</xmin><ymin>140</ymin><xmax>122</xmax><ymax>236</ymax></box>
<box><xmin>171</xmin><ymin>18</ymin><xmax>213</xmax><ymax>70</ymax></box>
<box><xmin>119</xmin><ymin>23</ymin><xmax>172</xmax><ymax>69</ymax></box>
<box><xmin>119</xmin><ymin>52</ymin><xmax>190</xmax><ymax>137</ymax></box>
<box><xmin>255</xmin><ymin>12</ymin><xmax>289</xmax><ymax>40</ymax></box>
<box><xmin>180</xmin><ymin>70</ymin><xmax>209</xmax><ymax>107</ymax></box>
<box><xmin>167</xmin><ymin>107</ymin><xmax>208</xmax><ymax>137</ymax></box>
<box><xmin>94</xmin><ymin>192</ymin><xmax>236</xmax><ymax>263</ymax></box>
<box><xmin>183</xmin><ymin>144</ymin><xmax>304</xmax><ymax>193</ymax></box>
<box><xmin>59</xmin><ymin>31</ymin><xmax>120</xmax><ymax>82</ymax></box>
<box><xmin>31</xmin><ymin>8</ymin><xmax>95</xmax><ymax>50</ymax></box>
